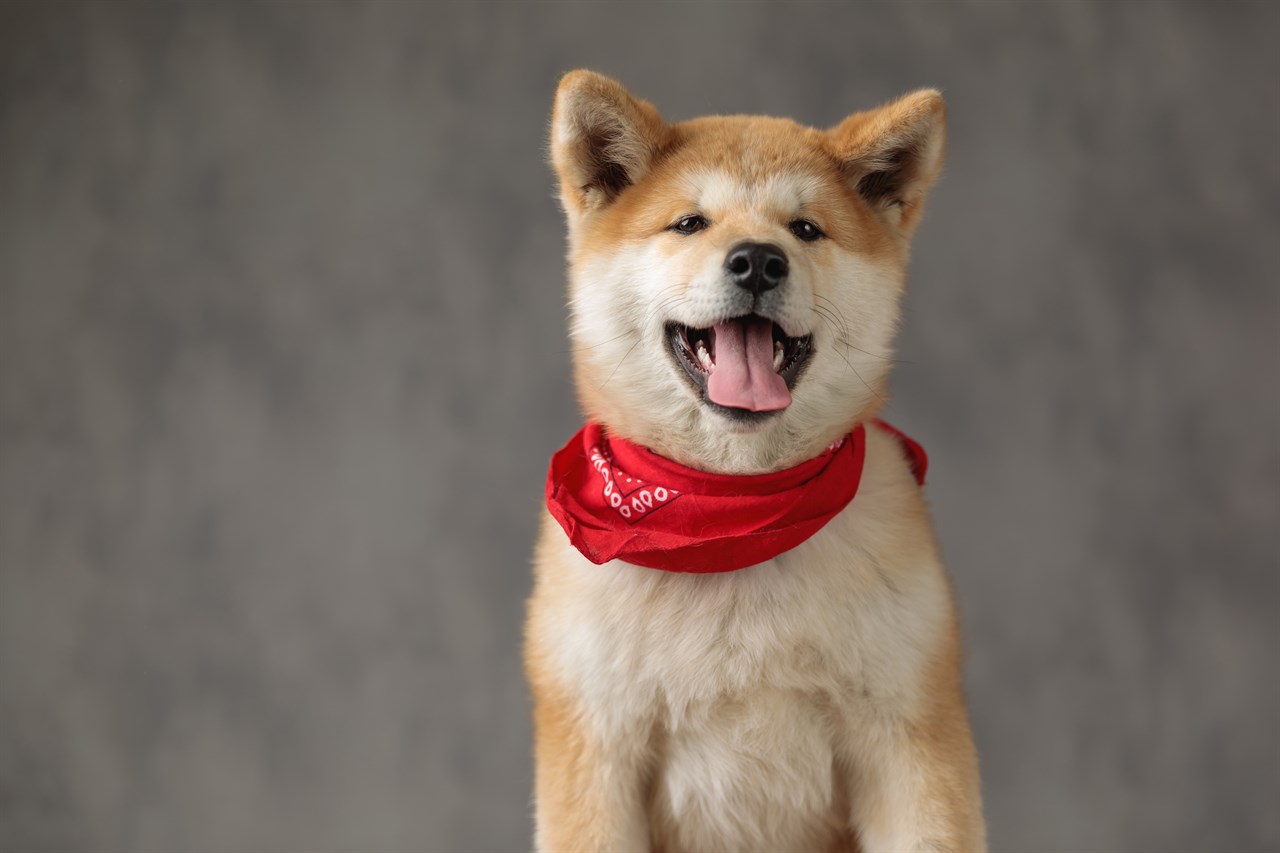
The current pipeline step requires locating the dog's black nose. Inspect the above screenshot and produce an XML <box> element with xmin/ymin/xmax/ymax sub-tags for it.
<box><xmin>725</xmin><ymin>242</ymin><xmax>789</xmax><ymax>295</ymax></box>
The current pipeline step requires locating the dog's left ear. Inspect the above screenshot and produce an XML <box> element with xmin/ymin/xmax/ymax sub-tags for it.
<box><xmin>826</xmin><ymin>89</ymin><xmax>946</xmax><ymax>236</ymax></box>
<box><xmin>550</xmin><ymin>70</ymin><xmax>670</xmax><ymax>220</ymax></box>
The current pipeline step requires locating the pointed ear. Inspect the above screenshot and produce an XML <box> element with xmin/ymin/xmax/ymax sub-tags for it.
<box><xmin>826</xmin><ymin>89</ymin><xmax>946</xmax><ymax>235</ymax></box>
<box><xmin>550</xmin><ymin>70</ymin><xmax>670</xmax><ymax>217</ymax></box>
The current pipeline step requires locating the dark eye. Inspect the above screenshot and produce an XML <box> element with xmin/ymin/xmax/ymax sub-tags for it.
<box><xmin>671</xmin><ymin>214</ymin><xmax>709</xmax><ymax>235</ymax></box>
<box><xmin>788</xmin><ymin>219</ymin><xmax>823</xmax><ymax>242</ymax></box>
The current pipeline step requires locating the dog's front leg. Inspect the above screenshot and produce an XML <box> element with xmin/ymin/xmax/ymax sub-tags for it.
<box><xmin>531</xmin><ymin>684</ymin><xmax>650</xmax><ymax>853</ymax></box>
<box><xmin>843</xmin><ymin>655</ymin><xmax>986</xmax><ymax>852</ymax></box>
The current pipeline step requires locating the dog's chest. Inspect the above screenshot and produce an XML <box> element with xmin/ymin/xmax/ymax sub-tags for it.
<box><xmin>547</xmin><ymin>512</ymin><xmax>941</xmax><ymax>850</ymax></box>
<box><xmin>650</xmin><ymin>682</ymin><xmax>843</xmax><ymax>852</ymax></box>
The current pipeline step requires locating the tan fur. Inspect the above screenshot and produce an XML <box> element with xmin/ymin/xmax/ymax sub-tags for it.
<box><xmin>527</xmin><ymin>70</ymin><xmax>985</xmax><ymax>852</ymax></box>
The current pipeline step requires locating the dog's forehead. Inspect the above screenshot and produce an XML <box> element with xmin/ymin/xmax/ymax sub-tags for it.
<box><xmin>683</xmin><ymin>168</ymin><xmax>826</xmax><ymax>214</ymax></box>
<box><xmin>663</xmin><ymin>118</ymin><xmax>837</xmax><ymax>213</ymax></box>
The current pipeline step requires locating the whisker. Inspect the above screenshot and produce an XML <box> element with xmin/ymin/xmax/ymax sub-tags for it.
<box><xmin>583</xmin><ymin>293</ymin><xmax>690</xmax><ymax>391</ymax></box>
<box><xmin>556</xmin><ymin>294</ymin><xmax>688</xmax><ymax>355</ymax></box>
<box><xmin>809</xmin><ymin>304</ymin><xmax>843</xmax><ymax>341</ymax></box>
<box><xmin>601</xmin><ymin>336</ymin><xmax>642</xmax><ymax>389</ymax></box>
<box><xmin>814</xmin><ymin>294</ymin><xmax>853</xmax><ymax>335</ymax></box>
<box><xmin>809</xmin><ymin>299</ymin><xmax>907</xmax><ymax>364</ymax></box>
<box><xmin>834</xmin><ymin>337</ymin><xmax>911</xmax><ymax>365</ymax></box>
<box><xmin>835</xmin><ymin>344</ymin><xmax>886</xmax><ymax>406</ymax></box>
<box><xmin>854</xmin><ymin>365</ymin><xmax>886</xmax><ymax>406</ymax></box>
<box><xmin>555</xmin><ymin>329</ymin><xmax>636</xmax><ymax>355</ymax></box>
<box><xmin>808</xmin><ymin>305</ymin><xmax>886</xmax><ymax>404</ymax></box>
<box><xmin>641</xmin><ymin>294</ymin><xmax>687</xmax><ymax>329</ymax></box>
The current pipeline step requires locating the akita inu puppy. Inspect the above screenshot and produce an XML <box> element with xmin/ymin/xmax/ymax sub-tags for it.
<box><xmin>526</xmin><ymin>70</ymin><xmax>985</xmax><ymax>853</ymax></box>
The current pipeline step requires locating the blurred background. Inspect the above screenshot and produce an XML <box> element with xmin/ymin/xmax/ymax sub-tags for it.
<box><xmin>1</xmin><ymin>2</ymin><xmax>1277</xmax><ymax>851</ymax></box>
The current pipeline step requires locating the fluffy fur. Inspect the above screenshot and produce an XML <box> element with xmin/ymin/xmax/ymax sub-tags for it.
<box><xmin>526</xmin><ymin>70</ymin><xmax>985</xmax><ymax>852</ymax></box>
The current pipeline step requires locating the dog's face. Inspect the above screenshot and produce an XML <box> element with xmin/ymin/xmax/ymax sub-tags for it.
<box><xmin>551</xmin><ymin>72</ymin><xmax>945</xmax><ymax>473</ymax></box>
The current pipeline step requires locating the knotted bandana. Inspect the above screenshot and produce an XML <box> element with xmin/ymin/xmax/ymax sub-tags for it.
<box><xmin>545</xmin><ymin>420</ymin><xmax>926</xmax><ymax>573</ymax></box>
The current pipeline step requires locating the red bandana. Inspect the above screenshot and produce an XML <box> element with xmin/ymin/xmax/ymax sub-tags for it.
<box><xmin>545</xmin><ymin>420</ymin><xmax>926</xmax><ymax>573</ymax></box>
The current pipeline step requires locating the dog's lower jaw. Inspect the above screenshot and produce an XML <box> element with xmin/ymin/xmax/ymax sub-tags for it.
<box><xmin>633</xmin><ymin>394</ymin><xmax>873</xmax><ymax>475</ymax></box>
<box><xmin>577</xmin><ymin>376</ymin><xmax>819</xmax><ymax>475</ymax></box>
<box><xmin>702</xmin><ymin>402</ymin><xmax>783</xmax><ymax>435</ymax></box>
<box><xmin>610</xmin><ymin>417</ymin><xmax>806</xmax><ymax>476</ymax></box>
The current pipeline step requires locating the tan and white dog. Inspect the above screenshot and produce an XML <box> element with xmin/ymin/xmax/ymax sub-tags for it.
<box><xmin>525</xmin><ymin>70</ymin><xmax>985</xmax><ymax>853</ymax></box>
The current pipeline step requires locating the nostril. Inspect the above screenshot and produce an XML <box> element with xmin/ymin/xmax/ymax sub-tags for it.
<box><xmin>764</xmin><ymin>256</ymin><xmax>788</xmax><ymax>281</ymax></box>
<box><xmin>728</xmin><ymin>254</ymin><xmax>751</xmax><ymax>277</ymax></box>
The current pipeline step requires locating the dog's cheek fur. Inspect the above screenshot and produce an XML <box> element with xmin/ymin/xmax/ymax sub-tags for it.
<box><xmin>799</xmin><ymin>246</ymin><xmax>904</xmax><ymax>422</ymax></box>
<box><xmin>569</xmin><ymin>240</ymin><xmax>706</xmax><ymax>444</ymax></box>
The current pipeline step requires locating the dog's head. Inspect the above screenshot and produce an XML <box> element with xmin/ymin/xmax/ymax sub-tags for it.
<box><xmin>550</xmin><ymin>71</ymin><xmax>945</xmax><ymax>474</ymax></box>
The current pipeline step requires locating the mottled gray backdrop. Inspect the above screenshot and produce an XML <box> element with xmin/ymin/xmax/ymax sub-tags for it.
<box><xmin>1</xmin><ymin>2</ymin><xmax>1277</xmax><ymax>851</ymax></box>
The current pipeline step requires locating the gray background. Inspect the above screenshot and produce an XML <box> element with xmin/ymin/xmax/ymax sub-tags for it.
<box><xmin>1</xmin><ymin>2</ymin><xmax>1277</xmax><ymax>851</ymax></box>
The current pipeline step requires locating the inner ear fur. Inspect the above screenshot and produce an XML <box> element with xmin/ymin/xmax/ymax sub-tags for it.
<box><xmin>826</xmin><ymin>89</ymin><xmax>947</xmax><ymax>234</ymax></box>
<box><xmin>551</xmin><ymin>70</ymin><xmax>670</xmax><ymax>216</ymax></box>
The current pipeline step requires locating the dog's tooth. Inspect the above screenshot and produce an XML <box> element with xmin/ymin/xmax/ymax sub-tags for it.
<box><xmin>697</xmin><ymin>340</ymin><xmax>713</xmax><ymax>370</ymax></box>
<box><xmin>773</xmin><ymin>339</ymin><xmax>784</xmax><ymax>371</ymax></box>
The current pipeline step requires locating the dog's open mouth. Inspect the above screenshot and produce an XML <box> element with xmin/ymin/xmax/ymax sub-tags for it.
<box><xmin>667</xmin><ymin>315</ymin><xmax>813</xmax><ymax>415</ymax></box>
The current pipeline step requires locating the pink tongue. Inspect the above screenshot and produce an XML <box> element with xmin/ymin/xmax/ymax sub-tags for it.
<box><xmin>705</xmin><ymin>317</ymin><xmax>792</xmax><ymax>412</ymax></box>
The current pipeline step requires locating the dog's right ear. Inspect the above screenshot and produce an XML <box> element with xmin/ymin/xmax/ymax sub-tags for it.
<box><xmin>551</xmin><ymin>71</ymin><xmax>669</xmax><ymax>218</ymax></box>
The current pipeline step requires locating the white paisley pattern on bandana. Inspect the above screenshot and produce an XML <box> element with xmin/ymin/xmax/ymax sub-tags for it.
<box><xmin>588</xmin><ymin>443</ymin><xmax>680</xmax><ymax>524</ymax></box>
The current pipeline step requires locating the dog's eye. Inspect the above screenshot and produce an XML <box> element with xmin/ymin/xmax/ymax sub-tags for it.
<box><xmin>671</xmin><ymin>215</ymin><xmax>709</xmax><ymax>235</ymax></box>
<box><xmin>788</xmin><ymin>219</ymin><xmax>823</xmax><ymax>242</ymax></box>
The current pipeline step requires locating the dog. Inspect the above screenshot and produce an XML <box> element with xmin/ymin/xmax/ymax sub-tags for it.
<box><xmin>525</xmin><ymin>70</ymin><xmax>985</xmax><ymax>853</ymax></box>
